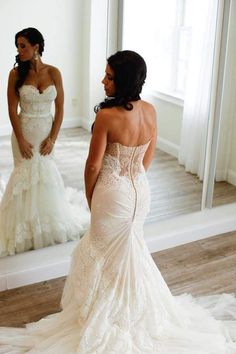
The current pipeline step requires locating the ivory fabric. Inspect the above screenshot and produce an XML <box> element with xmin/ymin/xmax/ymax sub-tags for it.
<box><xmin>0</xmin><ymin>85</ymin><xmax>89</xmax><ymax>257</ymax></box>
<box><xmin>0</xmin><ymin>138</ymin><xmax>236</xmax><ymax>353</ymax></box>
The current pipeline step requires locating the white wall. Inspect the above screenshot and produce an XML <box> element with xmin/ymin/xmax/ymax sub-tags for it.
<box><xmin>142</xmin><ymin>92</ymin><xmax>183</xmax><ymax>157</ymax></box>
<box><xmin>151</xmin><ymin>97</ymin><xmax>183</xmax><ymax>146</ymax></box>
<box><xmin>80</xmin><ymin>0</ymin><xmax>109</xmax><ymax>130</ymax></box>
<box><xmin>0</xmin><ymin>0</ymin><xmax>84</xmax><ymax>134</ymax></box>
<box><xmin>80</xmin><ymin>0</ymin><xmax>119</xmax><ymax>130</ymax></box>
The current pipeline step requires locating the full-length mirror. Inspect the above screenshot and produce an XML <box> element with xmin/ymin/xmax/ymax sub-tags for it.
<box><xmin>0</xmin><ymin>0</ymin><xmax>230</xmax><ymax>260</ymax></box>
<box><xmin>213</xmin><ymin>0</ymin><xmax>236</xmax><ymax>207</ymax></box>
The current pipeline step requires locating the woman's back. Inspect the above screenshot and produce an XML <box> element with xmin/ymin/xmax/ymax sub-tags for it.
<box><xmin>104</xmin><ymin>100</ymin><xmax>156</xmax><ymax>147</ymax></box>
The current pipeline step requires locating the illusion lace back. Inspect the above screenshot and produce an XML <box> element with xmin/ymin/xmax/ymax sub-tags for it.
<box><xmin>0</xmin><ymin>141</ymin><xmax>236</xmax><ymax>353</ymax></box>
<box><xmin>0</xmin><ymin>85</ymin><xmax>89</xmax><ymax>257</ymax></box>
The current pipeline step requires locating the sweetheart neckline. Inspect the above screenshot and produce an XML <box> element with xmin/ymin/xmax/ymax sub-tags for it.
<box><xmin>20</xmin><ymin>84</ymin><xmax>56</xmax><ymax>94</ymax></box>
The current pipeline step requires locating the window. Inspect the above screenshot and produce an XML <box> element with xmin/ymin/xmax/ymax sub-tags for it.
<box><xmin>122</xmin><ymin>0</ymin><xmax>195</xmax><ymax>98</ymax></box>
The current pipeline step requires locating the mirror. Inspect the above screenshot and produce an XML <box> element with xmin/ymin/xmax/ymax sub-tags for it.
<box><xmin>0</xmin><ymin>0</ymin><xmax>229</xmax><ymax>261</ymax></box>
<box><xmin>213</xmin><ymin>1</ymin><xmax>236</xmax><ymax>208</ymax></box>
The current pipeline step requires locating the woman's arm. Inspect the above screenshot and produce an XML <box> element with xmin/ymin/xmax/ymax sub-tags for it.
<box><xmin>7</xmin><ymin>69</ymin><xmax>33</xmax><ymax>159</ymax></box>
<box><xmin>40</xmin><ymin>67</ymin><xmax>64</xmax><ymax>155</ymax></box>
<box><xmin>143</xmin><ymin>108</ymin><xmax>157</xmax><ymax>171</ymax></box>
<box><xmin>84</xmin><ymin>111</ymin><xmax>108</xmax><ymax>209</ymax></box>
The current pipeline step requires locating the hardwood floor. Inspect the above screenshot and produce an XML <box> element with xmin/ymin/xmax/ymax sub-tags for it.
<box><xmin>152</xmin><ymin>231</ymin><xmax>236</xmax><ymax>296</ymax></box>
<box><xmin>0</xmin><ymin>231</ymin><xmax>235</xmax><ymax>327</ymax></box>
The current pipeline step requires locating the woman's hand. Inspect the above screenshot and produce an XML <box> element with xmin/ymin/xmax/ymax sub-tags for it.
<box><xmin>40</xmin><ymin>137</ymin><xmax>55</xmax><ymax>156</ymax></box>
<box><xmin>18</xmin><ymin>137</ymin><xmax>34</xmax><ymax>159</ymax></box>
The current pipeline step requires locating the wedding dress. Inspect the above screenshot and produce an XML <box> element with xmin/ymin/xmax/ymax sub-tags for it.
<box><xmin>0</xmin><ymin>140</ymin><xmax>236</xmax><ymax>353</ymax></box>
<box><xmin>0</xmin><ymin>85</ymin><xmax>89</xmax><ymax>257</ymax></box>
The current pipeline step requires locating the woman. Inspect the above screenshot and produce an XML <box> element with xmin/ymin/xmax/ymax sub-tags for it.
<box><xmin>0</xmin><ymin>28</ymin><xmax>87</xmax><ymax>257</ymax></box>
<box><xmin>0</xmin><ymin>50</ymin><xmax>236</xmax><ymax>353</ymax></box>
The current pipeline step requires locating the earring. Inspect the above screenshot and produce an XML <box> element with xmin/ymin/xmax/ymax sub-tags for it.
<box><xmin>34</xmin><ymin>51</ymin><xmax>39</xmax><ymax>61</ymax></box>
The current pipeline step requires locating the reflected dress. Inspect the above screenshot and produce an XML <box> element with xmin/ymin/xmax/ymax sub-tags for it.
<box><xmin>0</xmin><ymin>139</ymin><xmax>236</xmax><ymax>352</ymax></box>
<box><xmin>0</xmin><ymin>85</ymin><xmax>88</xmax><ymax>257</ymax></box>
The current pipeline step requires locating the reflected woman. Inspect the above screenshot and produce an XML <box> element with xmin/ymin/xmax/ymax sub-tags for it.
<box><xmin>0</xmin><ymin>27</ymin><xmax>88</xmax><ymax>257</ymax></box>
<box><xmin>0</xmin><ymin>50</ymin><xmax>235</xmax><ymax>353</ymax></box>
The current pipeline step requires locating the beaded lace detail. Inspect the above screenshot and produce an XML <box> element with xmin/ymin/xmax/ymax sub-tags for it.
<box><xmin>19</xmin><ymin>84</ymin><xmax>57</xmax><ymax>118</ymax></box>
<box><xmin>97</xmin><ymin>141</ymin><xmax>150</xmax><ymax>191</ymax></box>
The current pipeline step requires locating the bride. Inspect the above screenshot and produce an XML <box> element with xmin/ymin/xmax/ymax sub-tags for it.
<box><xmin>0</xmin><ymin>27</ymin><xmax>88</xmax><ymax>257</ymax></box>
<box><xmin>0</xmin><ymin>50</ymin><xmax>236</xmax><ymax>353</ymax></box>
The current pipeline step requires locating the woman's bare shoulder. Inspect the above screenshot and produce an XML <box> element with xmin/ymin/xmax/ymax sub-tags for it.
<box><xmin>140</xmin><ymin>100</ymin><xmax>156</xmax><ymax>114</ymax></box>
<box><xmin>44</xmin><ymin>65</ymin><xmax>62</xmax><ymax>86</ymax></box>
<box><xmin>94</xmin><ymin>107</ymin><xmax>120</xmax><ymax>132</ymax></box>
<box><xmin>8</xmin><ymin>67</ymin><xmax>18</xmax><ymax>79</ymax></box>
<box><xmin>139</xmin><ymin>100</ymin><xmax>157</xmax><ymax>126</ymax></box>
<box><xmin>95</xmin><ymin>108</ymin><xmax>112</xmax><ymax>122</ymax></box>
<box><xmin>96</xmin><ymin>107</ymin><xmax>119</xmax><ymax>119</ymax></box>
<box><xmin>45</xmin><ymin>65</ymin><xmax>61</xmax><ymax>78</ymax></box>
<box><xmin>8</xmin><ymin>68</ymin><xmax>19</xmax><ymax>88</ymax></box>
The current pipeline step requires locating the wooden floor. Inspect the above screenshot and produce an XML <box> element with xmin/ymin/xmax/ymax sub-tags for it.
<box><xmin>0</xmin><ymin>230</ymin><xmax>235</xmax><ymax>327</ymax></box>
<box><xmin>1</xmin><ymin>127</ymin><xmax>236</xmax><ymax>223</ymax></box>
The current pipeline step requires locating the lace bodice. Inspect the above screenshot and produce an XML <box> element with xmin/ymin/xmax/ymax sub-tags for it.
<box><xmin>12</xmin><ymin>85</ymin><xmax>57</xmax><ymax>165</ymax></box>
<box><xmin>106</xmin><ymin>141</ymin><xmax>149</xmax><ymax>177</ymax></box>
<box><xmin>97</xmin><ymin>141</ymin><xmax>150</xmax><ymax>189</ymax></box>
<box><xmin>19</xmin><ymin>84</ymin><xmax>57</xmax><ymax>118</ymax></box>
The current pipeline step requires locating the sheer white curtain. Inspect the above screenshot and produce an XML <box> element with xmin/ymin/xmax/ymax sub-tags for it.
<box><xmin>178</xmin><ymin>0</ymin><xmax>219</xmax><ymax>180</ymax></box>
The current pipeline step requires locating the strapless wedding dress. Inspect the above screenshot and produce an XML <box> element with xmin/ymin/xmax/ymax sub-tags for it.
<box><xmin>0</xmin><ymin>85</ymin><xmax>89</xmax><ymax>257</ymax></box>
<box><xmin>0</xmin><ymin>140</ymin><xmax>236</xmax><ymax>353</ymax></box>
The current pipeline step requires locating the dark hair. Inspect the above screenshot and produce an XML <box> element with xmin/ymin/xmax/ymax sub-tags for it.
<box><xmin>94</xmin><ymin>50</ymin><xmax>147</xmax><ymax>112</ymax></box>
<box><xmin>14</xmin><ymin>27</ymin><xmax>45</xmax><ymax>93</ymax></box>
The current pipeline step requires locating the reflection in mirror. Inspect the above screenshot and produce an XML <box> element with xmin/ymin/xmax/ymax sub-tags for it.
<box><xmin>122</xmin><ymin>0</ymin><xmax>218</xmax><ymax>222</ymax></box>
<box><xmin>213</xmin><ymin>1</ymin><xmax>236</xmax><ymax>207</ymax></box>
<box><xmin>0</xmin><ymin>1</ymin><xmax>91</xmax><ymax>257</ymax></box>
<box><xmin>0</xmin><ymin>0</ymin><xmax>228</xmax><ymax>259</ymax></box>
<box><xmin>0</xmin><ymin>126</ymin><xmax>90</xmax><ymax>257</ymax></box>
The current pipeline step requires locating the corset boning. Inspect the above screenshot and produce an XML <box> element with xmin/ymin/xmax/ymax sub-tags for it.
<box><xmin>97</xmin><ymin>141</ymin><xmax>150</xmax><ymax>193</ymax></box>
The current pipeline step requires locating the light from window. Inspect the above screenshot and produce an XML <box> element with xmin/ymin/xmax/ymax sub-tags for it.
<box><xmin>122</xmin><ymin>0</ymin><xmax>195</xmax><ymax>98</ymax></box>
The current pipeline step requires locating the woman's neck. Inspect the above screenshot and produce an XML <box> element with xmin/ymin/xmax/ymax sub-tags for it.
<box><xmin>30</xmin><ymin>57</ymin><xmax>45</xmax><ymax>73</ymax></box>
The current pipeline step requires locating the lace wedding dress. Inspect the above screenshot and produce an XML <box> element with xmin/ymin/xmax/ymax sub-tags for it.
<box><xmin>0</xmin><ymin>85</ymin><xmax>89</xmax><ymax>257</ymax></box>
<box><xmin>0</xmin><ymin>140</ymin><xmax>236</xmax><ymax>353</ymax></box>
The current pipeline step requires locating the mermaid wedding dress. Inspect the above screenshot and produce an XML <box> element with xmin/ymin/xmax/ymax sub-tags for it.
<box><xmin>0</xmin><ymin>85</ymin><xmax>89</xmax><ymax>257</ymax></box>
<box><xmin>0</xmin><ymin>139</ymin><xmax>236</xmax><ymax>353</ymax></box>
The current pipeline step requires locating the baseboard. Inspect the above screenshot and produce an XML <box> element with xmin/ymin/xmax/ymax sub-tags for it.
<box><xmin>157</xmin><ymin>137</ymin><xmax>179</xmax><ymax>158</ymax></box>
<box><xmin>61</xmin><ymin>116</ymin><xmax>82</xmax><ymax>129</ymax></box>
<box><xmin>0</xmin><ymin>202</ymin><xmax>236</xmax><ymax>291</ymax></box>
<box><xmin>0</xmin><ymin>241</ymin><xmax>75</xmax><ymax>291</ymax></box>
<box><xmin>145</xmin><ymin>203</ymin><xmax>236</xmax><ymax>253</ymax></box>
